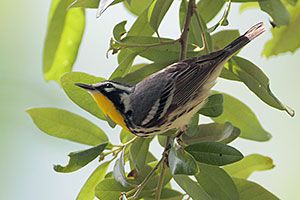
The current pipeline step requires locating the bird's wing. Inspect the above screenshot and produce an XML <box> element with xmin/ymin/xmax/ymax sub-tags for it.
<box><xmin>169</xmin><ymin>55</ymin><xmax>221</xmax><ymax>107</ymax></box>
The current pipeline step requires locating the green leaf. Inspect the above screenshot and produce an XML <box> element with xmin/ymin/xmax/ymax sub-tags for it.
<box><xmin>61</xmin><ymin>72</ymin><xmax>106</xmax><ymax>120</ymax></box>
<box><xmin>173</xmin><ymin>175</ymin><xmax>212</xmax><ymax>200</ymax></box>
<box><xmin>263</xmin><ymin>2</ymin><xmax>300</xmax><ymax>57</ymax></box>
<box><xmin>116</xmin><ymin>61</ymin><xmax>172</xmax><ymax>85</ymax></box>
<box><xmin>123</xmin><ymin>0</ymin><xmax>153</xmax><ymax>16</ymax></box>
<box><xmin>43</xmin><ymin>0</ymin><xmax>85</xmax><ymax>83</ymax></box>
<box><xmin>131</xmin><ymin>165</ymin><xmax>159</xmax><ymax>190</ymax></box>
<box><xmin>118</xmin><ymin>36</ymin><xmax>198</xmax><ymax>63</ymax></box>
<box><xmin>113</xmin><ymin>20</ymin><xmax>127</xmax><ymax>41</ymax></box>
<box><xmin>110</xmin><ymin>53</ymin><xmax>137</xmax><ymax>79</ymax></box>
<box><xmin>168</xmin><ymin>147</ymin><xmax>198</xmax><ymax>175</ymax></box>
<box><xmin>196</xmin><ymin>164</ymin><xmax>239</xmax><ymax>200</ymax></box>
<box><xmin>208</xmin><ymin>0</ymin><xmax>232</xmax><ymax>33</ymax></box>
<box><xmin>147</xmin><ymin>0</ymin><xmax>174</xmax><ymax>33</ymax></box>
<box><xmin>127</xmin><ymin>8</ymin><xmax>154</xmax><ymax>37</ymax></box>
<box><xmin>117</xmin><ymin>6</ymin><xmax>155</xmax><ymax>66</ymax></box>
<box><xmin>197</xmin><ymin>0</ymin><xmax>226</xmax><ymax>23</ymax></box>
<box><xmin>97</xmin><ymin>0</ymin><xmax>124</xmax><ymax>17</ymax></box>
<box><xmin>129</xmin><ymin>138</ymin><xmax>152</xmax><ymax>171</ymax></box>
<box><xmin>77</xmin><ymin>161</ymin><xmax>110</xmax><ymax>200</ymax></box>
<box><xmin>211</xmin><ymin>29</ymin><xmax>240</xmax><ymax>51</ymax></box>
<box><xmin>199</xmin><ymin>93</ymin><xmax>224</xmax><ymax>117</ymax></box>
<box><xmin>223</xmin><ymin>56</ymin><xmax>295</xmax><ymax>117</ymax></box>
<box><xmin>69</xmin><ymin>0</ymin><xmax>99</xmax><ymax>8</ymax></box>
<box><xmin>95</xmin><ymin>178</ymin><xmax>130</xmax><ymax>200</ymax></box>
<box><xmin>120</xmin><ymin>129</ymin><xmax>135</xmax><ymax>143</ymax></box>
<box><xmin>239</xmin><ymin>2</ymin><xmax>259</xmax><ymax>12</ymax></box>
<box><xmin>182</xmin><ymin>122</ymin><xmax>240</xmax><ymax>145</ymax></box>
<box><xmin>186</xmin><ymin>113</ymin><xmax>199</xmax><ymax>137</ymax></box>
<box><xmin>213</xmin><ymin>93</ymin><xmax>272</xmax><ymax>141</ymax></box>
<box><xmin>27</xmin><ymin>108</ymin><xmax>108</xmax><ymax>145</ymax></box>
<box><xmin>233</xmin><ymin>178</ymin><xmax>280</xmax><ymax>199</ymax></box>
<box><xmin>54</xmin><ymin>143</ymin><xmax>107</xmax><ymax>173</ymax></box>
<box><xmin>113</xmin><ymin>148</ymin><xmax>133</xmax><ymax>187</ymax></box>
<box><xmin>143</xmin><ymin>188</ymin><xmax>183</xmax><ymax>200</ymax></box>
<box><xmin>223</xmin><ymin>154</ymin><xmax>275</xmax><ymax>179</ymax></box>
<box><xmin>185</xmin><ymin>142</ymin><xmax>243</xmax><ymax>166</ymax></box>
<box><xmin>259</xmin><ymin>0</ymin><xmax>290</xmax><ymax>26</ymax></box>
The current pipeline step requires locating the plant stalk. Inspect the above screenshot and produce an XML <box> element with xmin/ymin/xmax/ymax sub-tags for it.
<box><xmin>180</xmin><ymin>0</ymin><xmax>195</xmax><ymax>60</ymax></box>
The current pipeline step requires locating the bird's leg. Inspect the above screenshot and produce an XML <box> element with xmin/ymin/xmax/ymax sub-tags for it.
<box><xmin>175</xmin><ymin>126</ymin><xmax>187</xmax><ymax>146</ymax></box>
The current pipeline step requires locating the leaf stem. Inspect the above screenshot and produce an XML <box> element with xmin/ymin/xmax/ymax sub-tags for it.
<box><xmin>180</xmin><ymin>0</ymin><xmax>195</xmax><ymax>60</ymax></box>
<box><xmin>117</xmin><ymin>39</ymin><xmax>180</xmax><ymax>49</ymax></box>
<box><xmin>194</xmin><ymin>10</ymin><xmax>210</xmax><ymax>54</ymax></box>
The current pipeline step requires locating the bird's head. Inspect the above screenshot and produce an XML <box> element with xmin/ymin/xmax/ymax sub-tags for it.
<box><xmin>75</xmin><ymin>81</ymin><xmax>133</xmax><ymax>129</ymax></box>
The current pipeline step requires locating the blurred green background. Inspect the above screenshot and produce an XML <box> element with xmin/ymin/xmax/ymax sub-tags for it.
<box><xmin>1</xmin><ymin>0</ymin><xmax>299</xmax><ymax>199</ymax></box>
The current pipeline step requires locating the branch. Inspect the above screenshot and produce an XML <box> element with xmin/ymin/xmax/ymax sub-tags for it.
<box><xmin>180</xmin><ymin>0</ymin><xmax>196</xmax><ymax>60</ymax></box>
<box><xmin>155</xmin><ymin>137</ymin><xmax>171</xmax><ymax>199</ymax></box>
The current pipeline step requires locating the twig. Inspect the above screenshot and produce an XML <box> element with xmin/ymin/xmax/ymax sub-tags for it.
<box><xmin>155</xmin><ymin>137</ymin><xmax>171</xmax><ymax>199</ymax></box>
<box><xmin>127</xmin><ymin>157</ymin><xmax>164</xmax><ymax>199</ymax></box>
<box><xmin>180</xmin><ymin>0</ymin><xmax>195</xmax><ymax>60</ymax></box>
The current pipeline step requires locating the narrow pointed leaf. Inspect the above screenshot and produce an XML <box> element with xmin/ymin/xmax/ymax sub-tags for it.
<box><xmin>233</xmin><ymin>178</ymin><xmax>280</xmax><ymax>199</ymax></box>
<box><xmin>196</xmin><ymin>164</ymin><xmax>239</xmax><ymax>200</ymax></box>
<box><xmin>110</xmin><ymin>53</ymin><xmax>137</xmax><ymax>79</ymax></box>
<box><xmin>213</xmin><ymin>93</ymin><xmax>272</xmax><ymax>141</ymax></box>
<box><xmin>54</xmin><ymin>143</ymin><xmax>107</xmax><ymax>173</ymax></box>
<box><xmin>259</xmin><ymin>0</ymin><xmax>290</xmax><ymax>26</ymax></box>
<box><xmin>224</xmin><ymin>154</ymin><xmax>275</xmax><ymax>179</ymax></box>
<box><xmin>226</xmin><ymin>56</ymin><xmax>295</xmax><ymax>117</ymax></box>
<box><xmin>182</xmin><ymin>122</ymin><xmax>240</xmax><ymax>145</ymax></box>
<box><xmin>76</xmin><ymin>161</ymin><xmax>110</xmax><ymax>200</ymax></box>
<box><xmin>43</xmin><ymin>0</ymin><xmax>85</xmax><ymax>82</ymax></box>
<box><xmin>168</xmin><ymin>147</ymin><xmax>198</xmax><ymax>175</ymax></box>
<box><xmin>185</xmin><ymin>142</ymin><xmax>243</xmax><ymax>166</ymax></box>
<box><xmin>61</xmin><ymin>72</ymin><xmax>106</xmax><ymax>120</ymax></box>
<box><xmin>148</xmin><ymin>0</ymin><xmax>174</xmax><ymax>32</ymax></box>
<box><xmin>27</xmin><ymin>108</ymin><xmax>108</xmax><ymax>145</ymax></box>
<box><xmin>173</xmin><ymin>175</ymin><xmax>212</xmax><ymax>200</ymax></box>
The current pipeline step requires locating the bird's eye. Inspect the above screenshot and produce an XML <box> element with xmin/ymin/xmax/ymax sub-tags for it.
<box><xmin>105</xmin><ymin>83</ymin><xmax>112</xmax><ymax>87</ymax></box>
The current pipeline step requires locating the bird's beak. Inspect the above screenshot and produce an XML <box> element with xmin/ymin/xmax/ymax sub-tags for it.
<box><xmin>75</xmin><ymin>83</ymin><xmax>95</xmax><ymax>91</ymax></box>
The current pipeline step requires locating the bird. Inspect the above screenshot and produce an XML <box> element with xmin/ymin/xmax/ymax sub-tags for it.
<box><xmin>76</xmin><ymin>22</ymin><xmax>265</xmax><ymax>137</ymax></box>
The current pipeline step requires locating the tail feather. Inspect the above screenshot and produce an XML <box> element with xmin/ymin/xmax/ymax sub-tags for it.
<box><xmin>224</xmin><ymin>22</ymin><xmax>265</xmax><ymax>55</ymax></box>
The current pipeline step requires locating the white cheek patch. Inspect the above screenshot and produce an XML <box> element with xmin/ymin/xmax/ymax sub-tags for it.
<box><xmin>120</xmin><ymin>93</ymin><xmax>130</xmax><ymax>112</ymax></box>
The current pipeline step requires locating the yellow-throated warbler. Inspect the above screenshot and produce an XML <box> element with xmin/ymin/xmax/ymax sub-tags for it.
<box><xmin>76</xmin><ymin>23</ymin><xmax>265</xmax><ymax>137</ymax></box>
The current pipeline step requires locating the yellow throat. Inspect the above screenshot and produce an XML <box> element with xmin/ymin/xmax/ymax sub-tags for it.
<box><xmin>91</xmin><ymin>91</ymin><xmax>128</xmax><ymax>130</ymax></box>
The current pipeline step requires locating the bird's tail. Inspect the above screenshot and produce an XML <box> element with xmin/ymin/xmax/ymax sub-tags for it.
<box><xmin>223</xmin><ymin>22</ymin><xmax>265</xmax><ymax>55</ymax></box>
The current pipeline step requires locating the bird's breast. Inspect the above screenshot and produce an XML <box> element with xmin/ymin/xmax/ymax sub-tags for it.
<box><xmin>91</xmin><ymin>92</ymin><xmax>128</xmax><ymax>130</ymax></box>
